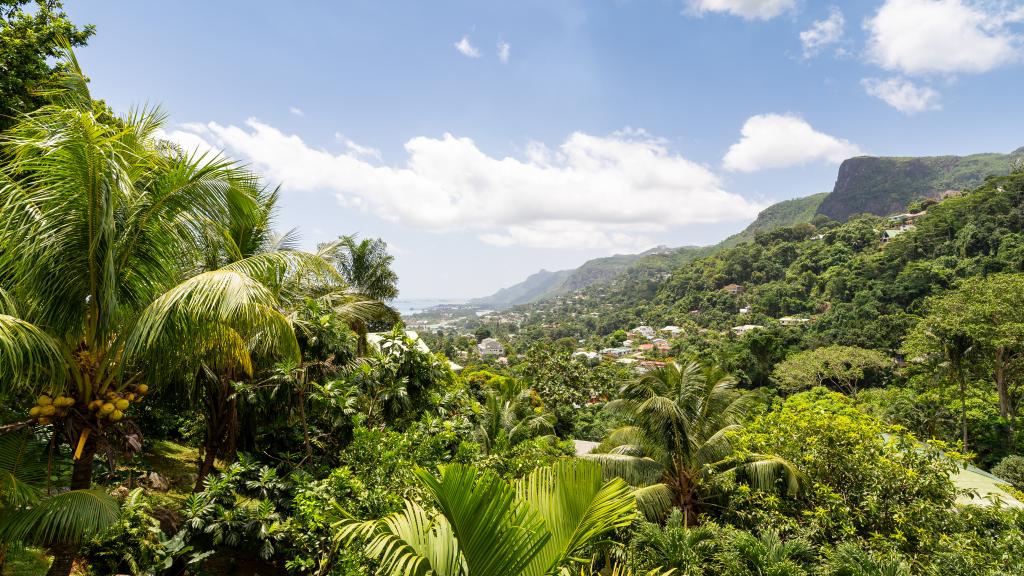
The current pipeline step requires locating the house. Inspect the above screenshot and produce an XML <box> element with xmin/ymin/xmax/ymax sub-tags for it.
<box><xmin>739</xmin><ymin>307</ymin><xmax>751</xmax><ymax>314</ymax></box>
<box><xmin>600</xmin><ymin>347</ymin><xmax>633</xmax><ymax>358</ymax></box>
<box><xmin>573</xmin><ymin>350</ymin><xmax>599</xmax><ymax>361</ymax></box>
<box><xmin>881</xmin><ymin>229</ymin><xmax>907</xmax><ymax>243</ymax></box>
<box><xmin>628</xmin><ymin>325</ymin><xmax>656</xmax><ymax>340</ymax></box>
<box><xmin>731</xmin><ymin>324</ymin><xmax>763</xmax><ymax>336</ymax></box>
<box><xmin>477</xmin><ymin>337</ymin><xmax>505</xmax><ymax>357</ymax></box>
<box><xmin>659</xmin><ymin>325</ymin><xmax>683</xmax><ymax>336</ymax></box>
<box><xmin>779</xmin><ymin>316</ymin><xmax>810</xmax><ymax>326</ymax></box>
<box><xmin>637</xmin><ymin>343</ymin><xmax>655</xmax><ymax>352</ymax></box>
<box><xmin>722</xmin><ymin>283</ymin><xmax>745</xmax><ymax>295</ymax></box>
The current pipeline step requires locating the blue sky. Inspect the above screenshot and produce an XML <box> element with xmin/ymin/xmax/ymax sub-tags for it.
<box><xmin>68</xmin><ymin>1</ymin><xmax>1024</xmax><ymax>298</ymax></box>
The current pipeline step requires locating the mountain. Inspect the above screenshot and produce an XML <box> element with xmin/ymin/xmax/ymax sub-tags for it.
<box><xmin>718</xmin><ymin>192</ymin><xmax>828</xmax><ymax>249</ymax></box>
<box><xmin>472</xmin><ymin>246</ymin><xmax>676</xmax><ymax>308</ymax></box>
<box><xmin>817</xmin><ymin>148</ymin><xmax>1024</xmax><ymax>222</ymax></box>
<box><xmin>471</xmin><ymin>269</ymin><xmax>572</xmax><ymax>308</ymax></box>
<box><xmin>472</xmin><ymin>195</ymin><xmax>828</xmax><ymax>308</ymax></box>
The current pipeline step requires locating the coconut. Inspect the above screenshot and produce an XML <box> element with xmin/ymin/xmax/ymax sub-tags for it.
<box><xmin>40</xmin><ymin>404</ymin><xmax>56</xmax><ymax>416</ymax></box>
<box><xmin>37</xmin><ymin>417</ymin><xmax>50</xmax><ymax>425</ymax></box>
<box><xmin>137</xmin><ymin>384</ymin><xmax>149</xmax><ymax>394</ymax></box>
<box><xmin>115</xmin><ymin>399</ymin><xmax>130</xmax><ymax>411</ymax></box>
<box><xmin>29</xmin><ymin>406</ymin><xmax>41</xmax><ymax>417</ymax></box>
<box><xmin>109</xmin><ymin>410</ymin><xmax>124</xmax><ymax>422</ymax></box>
<box><xmin>99</xmin><ymin>402</ymin><xmax>115</xmax><ymax>414</ymax></box>
<box><xmin>89</xmin><ymin>399</ymin><xmax>103</xmax><ymax>411</ymax></box>
<box><xmin>37</xmin><ymin>395</ymin><xmax>52</xmax><ymax>406</ymax></box>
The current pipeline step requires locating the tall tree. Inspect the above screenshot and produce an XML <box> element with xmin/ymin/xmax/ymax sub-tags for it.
<box><xmin>0</xmin><ymin>46</ymin><xmax>299</xmax><ymax>575</ymax></box>
<box><xmin>0</xmin><ymin>1</ymin><xmax>93</xmax><ymax>130</ymax></box>
<box><xmin>903</xmin><ymin>274</ymin><xmax>1024</xmax><ymax>447</ymax></box>
<box><xmin>584</xmin><ymin>361</ymin><xmax>803</xmax><ymax>523</ymax></box>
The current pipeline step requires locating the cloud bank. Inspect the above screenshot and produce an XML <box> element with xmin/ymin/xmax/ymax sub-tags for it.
<box><xmin>162</xmin><ymin>122</ymin><xmax>764</xmax><ymax>251</ymax></box>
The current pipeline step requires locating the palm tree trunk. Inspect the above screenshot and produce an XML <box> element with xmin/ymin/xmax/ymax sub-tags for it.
<box><xmin>195</xmin><ymin>446</ymin><xmax>217</xmax><ymax>492</ymax></box>
<box><xmin>46</xmin><ymin>439</ymin><xmax>96</xmax><ymax>576</ymax></box>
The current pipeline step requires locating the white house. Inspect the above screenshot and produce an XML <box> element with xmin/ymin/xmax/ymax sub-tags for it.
<box><xmin>628</xmin><ymin>325</ymin><xmax>656</xmax><ymax>340</ymax></box>
<box><xmin>659</xmin><ymin>325</ymin><xmax>683</xmax><ymax>336</ymax></box>
<box><xmin>731</xmin><ymin>324</ymin><xmax>763</xmax><ymax>336</ymax></box>
<box><xmin>478</xmin><ymin>338</ymin><xmax>505</xmax><ymax>357</ymax></box>
<box><xmin>779</xmin><ymin>316</ymin><xmax>810</xmax><ymax>326</ymax></box>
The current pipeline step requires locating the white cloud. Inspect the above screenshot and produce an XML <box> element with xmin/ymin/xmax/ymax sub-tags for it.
<box><xmin>288</xmin><ymin>106</ymin><xmax>304</xmax><ymax>116</ymax></box>
<box><xmin>454</xmin><ymin>36</ymin><xmax>481</xmax><ymax>58</ymax></box>
<box><xmin>497</xmin><ymin>41</ymin><xmax>511</xmax><ymax>64</ymax></box>
<box><xmin>862</xmin><ymin>77</ymin><xmax>942</xmax><ymax>113</ymax></box>
<box><xmin>162</xmin><ymin>120</ymin><xmax>764</xmax><ymax>250</ymax></box>
<box><xmin>688</xmin><ymin>0</ymin><xmax>796</xmax><ymax>20</ymax></box>
<box><xmin>865</xmin><ymin>0</ymin><xmax>1023</xmax><ymax>75</ymax></box>
<box><xmin>800</xmin><ymin>7</ymin><xmax>845</xmax><ymax>58</ymax></box>
<box><xmin>334</xmin><ymin>133</ymin><xmax>383</xmax><ymax>161</ymax></box>
<box><xmin>723</xmin><ymin>114</ymin><xmax>863</xmax><ymax>172</ymax></box>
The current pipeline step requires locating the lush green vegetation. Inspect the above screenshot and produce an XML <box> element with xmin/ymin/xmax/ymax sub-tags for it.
<box><xmin>2</xmin><ymin>6</ymin><xmax>1024</xmax><ymax>576</ymax></box>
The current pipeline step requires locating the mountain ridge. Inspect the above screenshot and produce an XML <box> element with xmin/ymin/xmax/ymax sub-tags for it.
<box><xmin>474</xmin><ymin>147</ymin><xmax>1022</xmax><ymax>308</ymax></box>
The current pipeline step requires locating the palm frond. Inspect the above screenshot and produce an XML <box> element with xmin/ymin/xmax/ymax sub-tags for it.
<box><xmin>632</xmin><ymin>483</ymin><xmax>676</xmax><ymax>522</ymax></box>
<box><xmin>0</xmin><ymin>314</ymin><xmax>69</xmax><ymax>394</ymax></box>
<box><xmin>125</xmin><ymin>269</ymin><xmax>299</xmax><ymax>377</ymax></box>
<box><xmin>415</xmin><ymin>464</ymin><xmax>549</xmax><ymax>576</ymax></box>
<box><xmin>0</xmin><ymin>489</ymin><xmax>120</xmax><ymax>546</ymax></box>
<box><xmin>581</xmin><ymin>453</ymin><xmax>664</xmax><ymax>487</ymax></box>
<box><xmin>517</xmin><ymin>459</ymin><xmax>636</xmax><ymax>576</ymax></box>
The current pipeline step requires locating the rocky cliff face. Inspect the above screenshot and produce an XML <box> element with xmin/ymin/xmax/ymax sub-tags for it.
<box><xmin>817</xmin><ymin>150</ymin><xmax>1021</xmax><ymax>221</ymax></box>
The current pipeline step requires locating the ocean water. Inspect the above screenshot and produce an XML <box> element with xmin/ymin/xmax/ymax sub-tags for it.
<box><xmin>392</xmin><ymin>298</ymin><xmax>467</xmax><ymax>317</ymax></box>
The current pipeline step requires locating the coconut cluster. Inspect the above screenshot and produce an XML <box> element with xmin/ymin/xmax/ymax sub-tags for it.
<box><xmin>27</xmin><ymin>394</ymin><xmax>75</xmax><ymax>425</ymax></box>
<box><xmin>28</xmin><ymin>383</ymin><xmax>149</xmax><ymax>426</ymax></box>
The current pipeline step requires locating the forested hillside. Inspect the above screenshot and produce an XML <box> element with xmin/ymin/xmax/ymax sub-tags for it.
<box><xmin>818</xmin><ymin>149</ymin><xmax>1023</xmax><ymax>221</ymax></box>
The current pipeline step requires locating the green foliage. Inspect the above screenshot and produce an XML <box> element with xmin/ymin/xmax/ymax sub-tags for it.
<box><xmin>629</xmin><ymin>509</ymin><xmax>718</xmax><ymax>574</ymax></box>
<box><xmin>732</xmin><ymin>389</ymin><xmax>959</xmax><ymax>552</ymax></box>
<box><xmin>0</xmin><ymin>0</ymin><xmax>94</xmax><ymax>131</ymax></box>
<box><xmin>339</xmin><ymin>459</ymin><xmax>636</xmax><ymax>576</ymax></box>
<box><xmin>772</xmin><ymin>345</ymin><xmax>891</xmax><ymax>396</ymax></box>
<box><xmin>992</xmin><ymin>455</ymin><xmax>1024</xmax><ymax>490</ymax></box>
<box><xmin>586</xmin><ymin>361</ymin><xmax>803</xmax><ymax>522</ymax></box>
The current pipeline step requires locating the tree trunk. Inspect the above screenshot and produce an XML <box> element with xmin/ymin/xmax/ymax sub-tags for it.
<box><xmin>960</xmin><ymin>375</ymin><xmax>969</xmax><ymax>451</ymax></box>
<box><xmin>995</xmin><ymin>347</ymin><xmax>1014</xmax><ymax>446</ymax></box>
<box><xmin>46</xmin><ymin>439</ymin><xmax>96</xmax><ymax>576</ymax></box>
<box><xmin>195</xmin><ymin>445</ymin><xmax>218</xmax><ymax>492</ymax></box>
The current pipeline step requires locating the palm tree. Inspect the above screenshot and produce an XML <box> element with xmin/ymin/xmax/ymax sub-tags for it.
<box><xmin>630</xmin><ymin>509</ymin><xmax>717</xmax><ymax>575</ymax></box>
<box><xmin>472</xmin><ymin>378</ymin><xmax>555</xmax><ymax>455</ymax></box>
<box><xmin>723</xmin><ymin>530</ymin><xmax>813</xmax><ymax>576</ymax></box>
<box><xmin>583</xmin><ymin>361</ymin><xmax>804</xmax><ymax>523</ymax></box>
<box><xmin>323</xmin><ymin>235</ymin><xmax>400</xmax><ymax>354</ymax></box>
<box><xmin>337</xmin><ymin>459</ymin><xmax>636</xmax><ymax>576</ymax></box>
<box><xmin>0</xmin><ymin>45</ymin><xmax>300</xmax><ymax>575</ymax></box>
<box><xmin>327</xmin><ymin>235</ymin><xmax>399</xmax><ymax>302</ymax></box>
